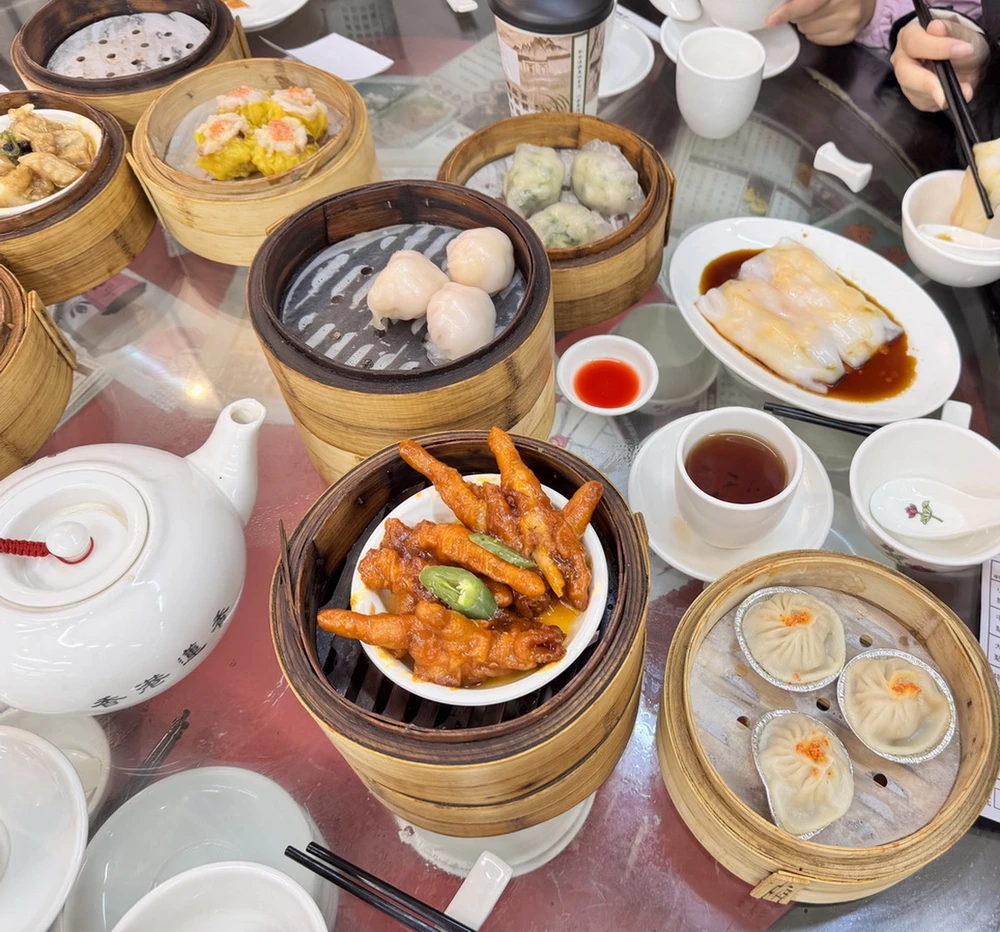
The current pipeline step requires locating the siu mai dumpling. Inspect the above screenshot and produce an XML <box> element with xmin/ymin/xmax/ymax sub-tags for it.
<box><xmin>368</xmin><ymin>251</ymin><xmax>449</xmax><ymax>329</ymax></box>
<box><xmin>195</xmin><ymin>112</ymin><xmax>254</xmax><ymax>180</ymax></box>
<box><xmin>271</xmin><ymin>86</ymin><xmax>328</xmax><ymax>139</ymax></box>
<box><xmin>756</xmin><ymin>713</ymin><xmax>854</xmax><ymax>837</ymax></box>
<box><xmin>251</xmin><ymin>117</ymin><xmax>316</xmax><ymax>177</ymax></box>
<box><xmin>951</xmin><ymin>138</ymin><xmax>1000</xmax><ymax>234</ymax></box>
<box><xmin>425</xmin><ymin>282</ymin><xmax>496</xmax><ymax>364</ymax></box>
<box><xmin>696</xmin><ymin>277</ymin><xmax>845</xmax><ymax>393</ymax></box>
<box><xmin>446</xmin><ymin>227</ymin><xmax>515</xmax><ymax>294</ymax></box>
<box><xmin>740</xmin><ymin>239</ymin><xmax>903</xmax><ymax>369</ymax></box>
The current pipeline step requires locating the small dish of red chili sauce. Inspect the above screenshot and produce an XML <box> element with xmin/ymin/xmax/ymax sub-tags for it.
<box><xmin>556</xmin><ymin>334</ymin><xmax>659</xmax><ymax>415</ymax></box>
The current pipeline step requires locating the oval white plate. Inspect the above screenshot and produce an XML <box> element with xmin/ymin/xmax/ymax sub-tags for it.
<box><xmin>600</xmin><ymin>16</ymin><xmax>655</xmax><ymax>99</ymax></box>
<box><xmin>350</xmin><ymin>474</ymin><xmax>608</xmax><ymax>706</ymax></box>
<box><xmin>669</xmin><ymin>217</ymin><xmax>962</xmax><ymax>424</ymax></box>
<box><xmin>229</xmin><ymin>0</ymin><xmax>310</xmax><ymax>32</ymax></box>
<box><xmin>0</xmin><ymin>109</ymin><xmax>102</xmax><ymax>219</ymax></box>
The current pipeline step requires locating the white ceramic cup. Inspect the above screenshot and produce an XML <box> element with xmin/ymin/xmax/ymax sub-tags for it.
<box><xmin>654</xmin><ymin>0</ymin><xmax>782</xmax><ymax>30</ymax></box>
<box><xmin>674</xmin><ymin>407</ymin><xmax>803</xmax><ymax>549</ymax></box>
<box><xmin>676</xmin><ymin>28</ymin><xmax>765</xmax><ymax>139</ymax></box>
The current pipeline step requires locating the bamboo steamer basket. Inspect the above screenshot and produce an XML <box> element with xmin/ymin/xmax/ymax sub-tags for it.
<box><xmin>0</xmin><ymin>265</ymin><xmax>76</xmax><ymax>479</ymax></box>
<box><xmin>271</xmin><ymin>431</ymin><xmax>650</xmax><ymax>837</ymax></box>
<box><xmin>0</xmin><ymin>91</ymin><xmax>156</xmax><ymax>306</ymax></box>
<box><xmin>437</xmin><ymin>113</ymin><xmax>674</xmax><ymax>331</ymax></box>
<box><xmin>11</xmin><ymin>0</ymin><xmax>248</xmax><ymax>136</ymax></box>
<box><xmin>129</xmin><ymin>58</ymin><xmax>379</xmax><ymax>266</ymax></box>
<box><xmin>248</xmin><ymin>180</ymin><xmax>556</xmax><ymax>485</ymax></box>
<box><xmin>657</xmin><ymin>550</ymin><xmax>1000</xmax><ymax>904</ymax></box>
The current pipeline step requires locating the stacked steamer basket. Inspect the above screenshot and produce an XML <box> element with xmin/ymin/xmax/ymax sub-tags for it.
<box><xmin>437</xmin><ymin>113</ymin><xmax>674</xmax><ymax>330</ymax></box>
<box><xmin>272</xmin><ymin>432</ymin><xmax>650</xmax><ymax>836</ymax></box>
<box><xmin>657</xmin><ymin>550</ymin><xmax>1000</xmax><ymax>904</ymax></box>
<box><xmin>11</xmin><ymin>0</ymin><xmax>248</xmax><ymax>136</ymax></box>
<box><xmin>0</xmin><ymin>264</ymin><xmax>76</xmax><ymax>479</ymax></box>
<box><xmin>248</xmin><ymin>180</ymin><xmax>555</xmax><ymax>484</ymax></box>
<box><xmin>130</xmin><ymin>58</ymin><xmax>378</xmax><ymax>266</ymax></box>
<box><xmin>0</xmin><ymin>90</ymin><xmax>156</xmax><ymax>305</ymax></box>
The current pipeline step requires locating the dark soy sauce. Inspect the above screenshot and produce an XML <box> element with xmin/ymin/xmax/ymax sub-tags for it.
<box><xmin>685</xmin><ymin>432</ymin><xmax>787</xmax><ymax>504</ymax></box>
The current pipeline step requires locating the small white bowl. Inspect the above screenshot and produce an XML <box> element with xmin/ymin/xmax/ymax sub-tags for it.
<box><xmin>109</xmin><ymin>861</ymin><xmax>328</xmax><ymax>932</ymax></box>
<box><xmin>556</xmin><ymin>334</ymin><xmax>659</xmax><ymax>416</ymax></box>
<box><xmin>902</xmin><ymin>170</ymin><xmax>1000</xmax><ymax>288</ymax></box>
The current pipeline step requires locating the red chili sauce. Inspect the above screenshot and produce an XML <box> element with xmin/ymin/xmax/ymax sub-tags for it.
<box><xmin>573</xmin><ymin>358</ymin><xmax>641</xmax><ymax>409</ymax></box>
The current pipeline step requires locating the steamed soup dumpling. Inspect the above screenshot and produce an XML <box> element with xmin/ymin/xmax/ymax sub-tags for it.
<box><xmin>742</xmin><ymin>590</ymin><xmax>845</xmax><ymax>686</ymax></box>
<box><xmin>757</xmin><ymin>713</ymin><xmax>854</xmax><ymax>836</ymax></box>
<box><xmin>503</xmin><ymin>143</ymin><xmax>565</xmax><ymax>218</ymax></box>
<box><xmin>529</xmin><ymin>202</ymin><xmax>612</xmax><ymax>249</ymax></box>
<box><xmin>368</xmin><ymin>251</ymin><xmax>449</xmax><ymax>329</ymax></box>
<box><xmin>446</xmin><ymin>227</ymin><xmax>515</xmax><ymax>294</ymax></box>
<box><xmin>570</xmin><ymin>139</ymin><xmax>644</xmax><ymax>218</ymax></box>
<box><xmin>425</xmin><ymin>282</ymin><xmax>497</xmax><ymax>364</ymax></box>
<box><xmin>842</xmin><ymin>655</ymin><xmax>952</xmax><ymax>757</ymax></box>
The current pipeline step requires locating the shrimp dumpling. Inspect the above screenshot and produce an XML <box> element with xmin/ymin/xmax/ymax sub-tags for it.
<box><xmin>425</xmin><ymin>282</ymin><xmax>496</xmax><ymax>364</ymax></box>
<box><xmin>446</xmin><ymin>227</ymin><xmax>515</xmax><ymax>294</ymax></box>
<box><xmin>756</xmin><ymin>713</ymin><xmax>854</xmax><ymax>837</ymax></box>
<box><xmin>842</xmin><ymin>655</ymin><xmax>952</xmax><ymax>757</ymax></box>
<box><xmin>503</xmin><ymin>143</ymin><xmax>564</xmax><ymax>218</ymax></box>
<box><xmin>742</xmin><ymin>590</ymin><xmax>845</xmax><ymax>686</ymax></box>
<box><xmin>368</xmin><ymin>251</ymin><xmax>449</xmax><ymax>329</ymax></box>
<box><xmin>570</xmin><ymin>139</ymin><xmax>644</xmax><ymax>217</ymax></box>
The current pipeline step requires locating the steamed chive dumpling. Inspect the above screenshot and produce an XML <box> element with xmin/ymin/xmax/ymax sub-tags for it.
<box><xmin>503</xmin><ymin>143</ymin><xmax>565</xmax><ymax>218</ymax></box>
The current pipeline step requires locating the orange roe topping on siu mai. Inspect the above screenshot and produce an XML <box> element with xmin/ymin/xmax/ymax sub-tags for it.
<box><xmin>781</xmin><ymin>610</ymin><xmax>813</xmax><ymax>626</ymax></box>
<box><xmin>267</xmin><ymin>119</ymin><xmax>296</xmax><ymax>142</ymax></box>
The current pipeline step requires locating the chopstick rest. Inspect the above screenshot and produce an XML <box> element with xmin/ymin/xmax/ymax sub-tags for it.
<box><xmin>445</xmin><ymin>851</ymin><xmax>513</xmax><ymax>931</ymax></box>
<box><xmin>813</xmin><ymin>142</ymin><xmax>872</xmax><ymax>193</ymax></box>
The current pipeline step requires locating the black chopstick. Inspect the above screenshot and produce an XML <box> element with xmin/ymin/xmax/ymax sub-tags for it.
<box><xmin>912</xmin><ymin>0</ymin><xmax>993</xmax><ymax>219</ymax></box>
<box><xmin>285</xmin><ymin>845</ymin><xmax>475</xmax><ymax>932</ymax></box>
<box><xmin>124</xmin><ymin>708</ymin><xmax>190</xmax><ymax>799</ymax></box>
<box><xmin>763</xmin><ymin>402</ymin><xmax>879</xmax><ymax>436</ymax></box>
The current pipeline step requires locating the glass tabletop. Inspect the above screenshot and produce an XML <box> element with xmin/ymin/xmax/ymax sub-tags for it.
<box><xmin>1</xmin><ymin>1</ymin><xmax>998</xmax><ymax>929</ymax></box>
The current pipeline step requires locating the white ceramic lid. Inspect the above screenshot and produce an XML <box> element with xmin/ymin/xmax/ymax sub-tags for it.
<box><xmin>0</xmin><ymin>463</ymin><xmax>149</xmax><ymax>610</ymax></box>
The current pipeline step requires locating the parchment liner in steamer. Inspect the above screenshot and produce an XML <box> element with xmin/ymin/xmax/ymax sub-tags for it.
<box><xmin>734</xmin><ymin>586</ymin><xmax>845</xmax><ymax>693</ymax></box>
<box><xmin>751</xmin><ymin>708</ymin><xmax>855</xmax><ymax>840</ymax></box>
<box><xmin>279</xmin><ymin>223</ymin><xmax>526</xmax><ymax>375</ymax></box>
<box><xmin>837</xmin><ymin>648</ymin><xmax>957</xmax><ymax>764</ymax></box>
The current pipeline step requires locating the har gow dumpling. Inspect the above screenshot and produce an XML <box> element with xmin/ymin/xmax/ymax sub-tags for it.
<box><xmin>741</xmin><ymin>590</ymin><xmax>846</xmax><ymax>687</ymax></box>
<box><xmin>503</xmin><ymin>143</ymin><xmax>565</xmax><ymax>218</ymax></box>
<box><xmin>570</xmin><ymin>139</ymin><xmax>644</xmax><ymax>218</ymax></box>
<box><xmin>425</xmin><ymin>282</ymin><xmax>496</xmax><ymax>364</ymax></box>
<box><xmin>841</xmin><ymin>654</ymin><xmax>952</xmax><ymax>758</ymax></box>
<box><xmin>756</xmin><ymin>713</ymin><xmax>854</xmax><ymax>837</ymax></box>
<box><xmin>528</xmin><ymin>202</ymin><xmax>612</xmax><ymax>249</ymax></box>
<box><xmin>368</xmin><ymin>251</ymin><xmax>449</xmax><ymax>329</ymax></box>
<box><xmin>446</xmin><ymin>227</ymin><xmax>515</xmax><ymax>295</ymax></box>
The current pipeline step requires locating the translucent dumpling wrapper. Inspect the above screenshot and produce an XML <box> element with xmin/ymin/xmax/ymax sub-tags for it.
<box><xmin>425</xmin><ymin>282</ymin><xmax>497</xmax><ymax>365</ymax></box>
<box><xmin>756</xmin><ymin>713</ymin><xmax>854</xmax><ymax>837</ymax></box>
<box><xmin>446</xmin><ymin>227</ymin><xmax>515</xmax><ymax>294</ymax></box>
<box><xmin>842</xmin><ymin>655</ymin><xmax>952</xmax><ymax>757</ymax></box>
<box><xmin>739</xmin><ymin>239</ymin><xmax>903</xmax><ymax>369</ymax></box>
<box><xmin>503</xmin><ymin>143</ymin><xmax>565</xmax><ymax>218</ymax></box>
<box><xmin>570</xmin><ymin>139</ymin><xmax>644</xmax><ymax>218</ymax></box>
<box><xmin>696</xmin><ymin>276</ymin><xmax>845</xmax><ymax>392</ymax></box>
<box><xmin>368</xmin><ymin>251</ymin><xmax>450</xmax><ymax>329</ymax></box>
<box><xmin>742</xmin><ymin>590</ymin><xmax>845</xmax><ymax>686</ymax></box>
<box><xmin>528</xmin><ymin>202</ymin><xmax>612</xmax><ymax>249</ymax></box>
<box><xmin>951</xmin><ymin>137</ymin><xmax>1000</xmax><ymax>235</ymax></box>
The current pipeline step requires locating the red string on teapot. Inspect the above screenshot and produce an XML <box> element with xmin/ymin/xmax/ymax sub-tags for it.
<box><xmin>0</xmin><ymin>537</ymin><xmax>94</xmax><ymax>563</ymax></box>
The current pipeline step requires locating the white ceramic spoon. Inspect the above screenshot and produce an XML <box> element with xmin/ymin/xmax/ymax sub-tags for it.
<box><xmin>917</xmin><ymin>223</ymin><xmax>1000</xmax><ymax>262</ymax></box>
<box><xmin>870</xmin><ymin>477</ymin><xmax>1000</xmax><ymax>541</ymax></box>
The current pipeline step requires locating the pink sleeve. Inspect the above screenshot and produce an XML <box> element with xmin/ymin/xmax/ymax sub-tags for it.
<box><xmin>855</xmin><ymin>0</ymin><xmax>983</xmax><ymax>50</ymax></box>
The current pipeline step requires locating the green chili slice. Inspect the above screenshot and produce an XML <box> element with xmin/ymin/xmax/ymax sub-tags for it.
<box><xmin>419</xmin><ymin>566</ymin><xmax>497</xmax><ymax>620</ymax></box>
<box><xmin>469</xmin><ymin>533</ymin><xmax>537</xmax><ymax>569</ymax></box>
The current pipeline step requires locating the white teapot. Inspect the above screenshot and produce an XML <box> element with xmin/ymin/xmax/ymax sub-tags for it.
<box><xmin>0</xmin><ymin>399</ymin><xmax>265</xmax><ymax>715</ymax></box>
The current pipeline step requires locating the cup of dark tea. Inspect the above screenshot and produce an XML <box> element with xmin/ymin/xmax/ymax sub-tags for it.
<box><xmin>674</xmin><ymin>407</ymin><xmax>803</xmax><ymax>548</ymax></box>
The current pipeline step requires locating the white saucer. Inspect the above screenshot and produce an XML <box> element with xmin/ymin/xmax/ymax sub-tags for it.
<box><xmin>56</xmin><ymin>766</ymin><xmax>338</xmax><ymax>932</ymax></box>
<box><xmin>600</xmin><ymin>16</ymin><xmax>655</xmax><ymax>98</ymax></box>
<box><xmin>229</xmin><ymin>0</ymin><xmax>310</xmax><ymax>32</ymax></box>
<box><xmin>627</xmin><ymin>413</ymin><xmax>834</xmax><ymax>581</ymax></box>
<box><xmin>0</xmin><ymin>709</ymin><xmax>111</xmax><ymax>821</ymax></box>
<box><xmin>659</xmin><ymin>15</ymin><xmax>800</xmax><ymax>80</ymax></box>
<box><xmin>0</xmin><ymin>726</ymin><xmax>88</xmax><ymax>932</ymax></box>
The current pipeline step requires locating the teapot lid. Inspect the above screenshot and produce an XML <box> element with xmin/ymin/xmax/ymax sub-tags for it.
<box><xmin>0</xmin><ymin>463</ymin><xmax>149</xmax><ymax>610</ymax></box>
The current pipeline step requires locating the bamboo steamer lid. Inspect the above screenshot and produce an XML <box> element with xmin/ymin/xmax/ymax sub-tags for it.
<box><xmin>129</xmin><ymin>57</ymin><xmax>379</xmax><ymax>266</ymax></box>
<box><xmin>271</xmin><ymin>432</ymin><xmax>650</xmax><ymax>836</ymax></box>
<box><xmin>0</xmin><ymin>90</ymin><xmax>156</xmax><ymax>306</ymax></box>
<box><xmin>11</xmin><ymin>0</ymin><xmax>248</xmax><ymax>135</ymax></box>
<box><xmin>0</xmin><ymin>265</ymin><xmax>76</xmax><ymax>479</ymax></box>
<box><xmin>657</xmin><ymin>550</ymin><xmax>1000</xmax><ymax>903</ymax></box>
<box><xmin>248</xmin><ymin>180</ymin><xmax>556</xmax><ymax>485</ymax></box>
<box><xmin>438</xmin><ymin>112</ymin><xmax>674</xmax><ymax>331</ymax></box>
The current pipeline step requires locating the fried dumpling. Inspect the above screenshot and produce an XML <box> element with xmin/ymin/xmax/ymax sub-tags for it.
<box><xmin>425</xmin><ymin>282</ymin><xmax>496</xmax><ymax>364</ymax></box>
<box><xmin>52</xmin><ymin>128</ymin><xmax>94</xmax><ymax>168</ymax></box>
<box><xmin>446</xmin><ymin>227</ymin><xmax>515</xmax><ymax>294</ymax></box>
<box><xmin>18</xmin><ymin>151</ymin><xmax>82</xmax><ymax>187</ymax></box>
<box><xmin>367</xmin><ymin>251</ymin><xmax>449</xmax><ymax>329</ymax></box>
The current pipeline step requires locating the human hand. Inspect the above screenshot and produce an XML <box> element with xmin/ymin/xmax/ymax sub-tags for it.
<box><xmin>890</xmin><ymin>18</ymin><xmax>989</xmax><ymax>112</ymax></box>
<box><xmin>766</xmin><ymin>0</ymin><xmax>876</xmax><ymax>45</ymax></box>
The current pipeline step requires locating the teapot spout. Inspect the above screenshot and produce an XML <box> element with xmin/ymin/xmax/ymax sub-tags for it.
<box><xmin>186</xmin><ymin>399</ymin><xmax>266</xmax><ymax>527</ymax></box>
